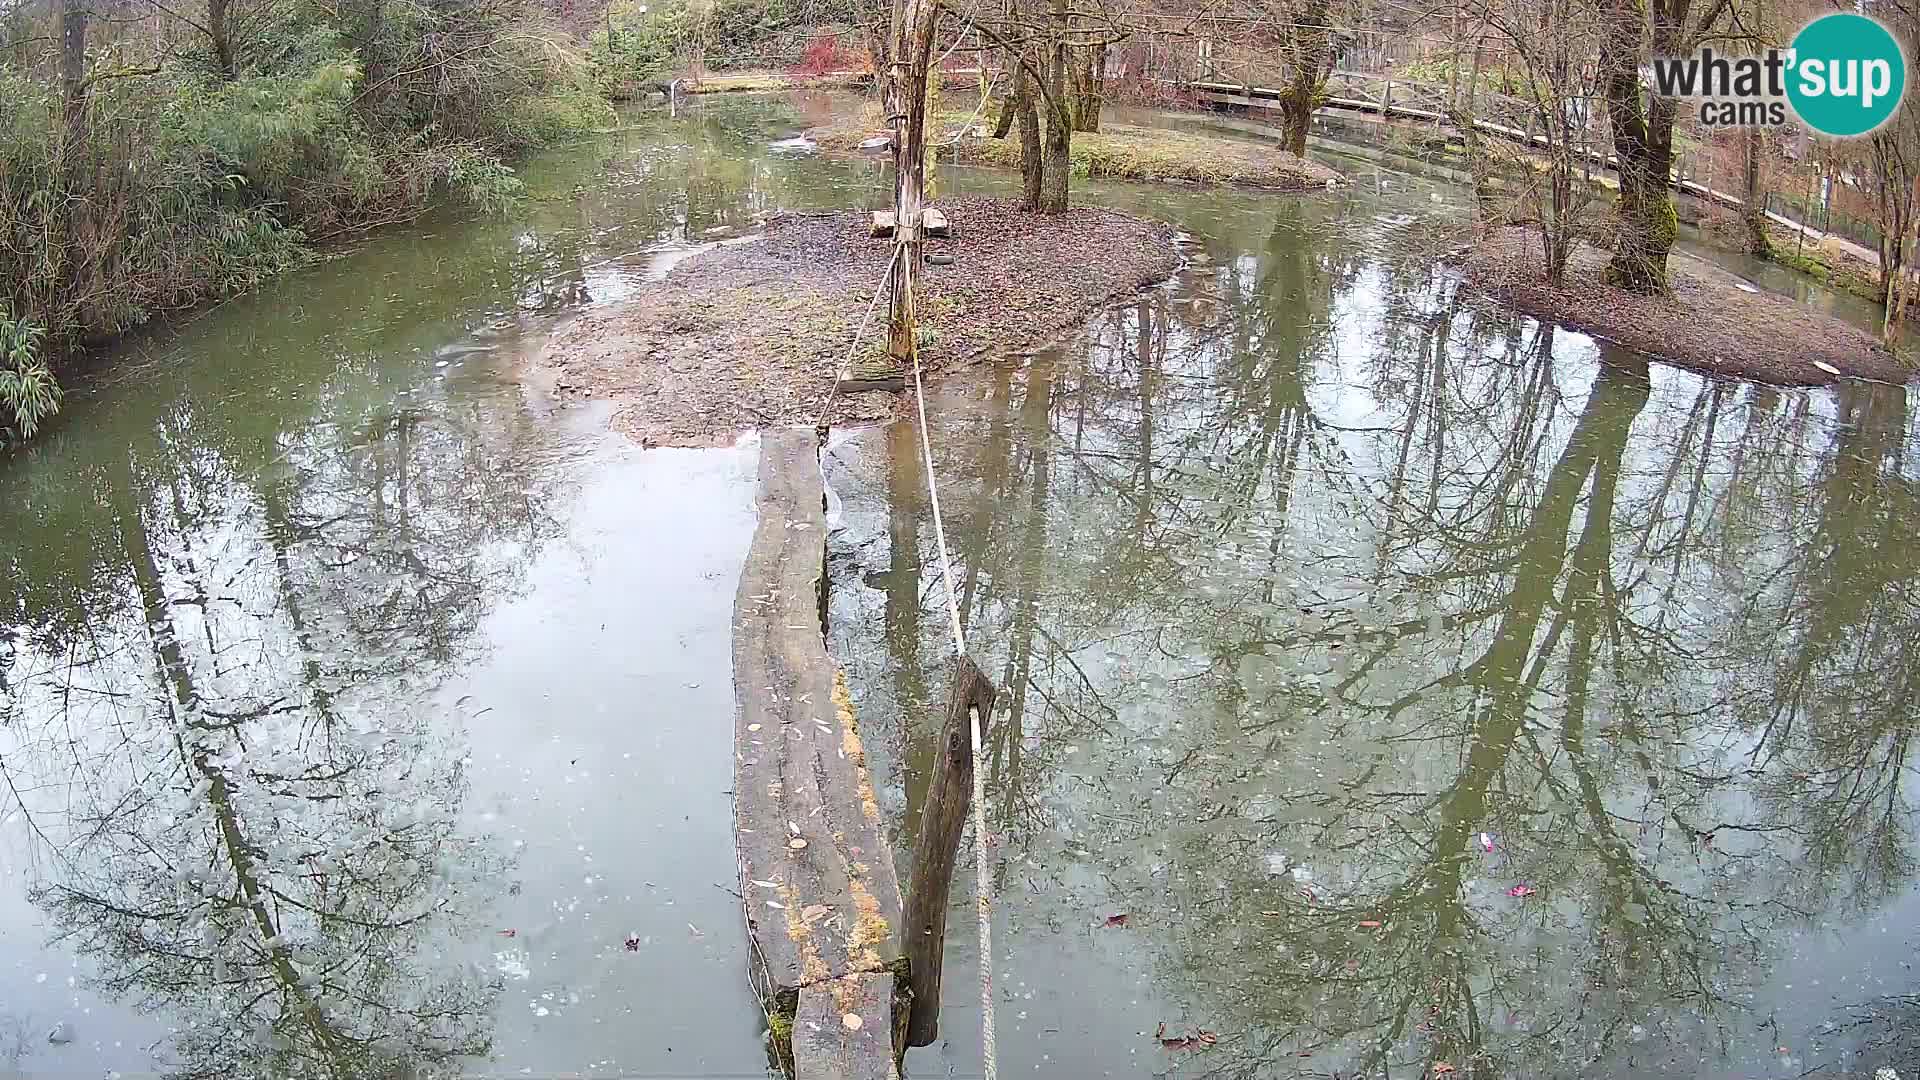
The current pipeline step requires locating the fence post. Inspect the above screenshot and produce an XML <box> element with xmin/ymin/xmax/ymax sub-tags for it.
<box><xmin>902</xmin><ymin>656</ymin><xmax>998</xmax><ymax>1048</ymax></box>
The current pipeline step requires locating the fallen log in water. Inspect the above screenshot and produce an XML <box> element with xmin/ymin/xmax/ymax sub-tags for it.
<box><xmin>732</xmin><ymin>427</ymin><xmax>906</xmax><ymax>1080</ymax></box>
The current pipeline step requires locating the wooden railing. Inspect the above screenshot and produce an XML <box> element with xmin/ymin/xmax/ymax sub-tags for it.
<box><xmin>1183</xmin><ymin>73</ymin><xmax>1837</xmax><ymax>246</ymax></box>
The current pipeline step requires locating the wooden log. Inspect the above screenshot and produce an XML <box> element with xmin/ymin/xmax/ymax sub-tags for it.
<box><xmin>901</xmin><ymin>655</ymin><xmax>997</xmax><ymax>1048</ymax></box>
<box><xmin>793</xmin><ymin>973</ymin><xmax>901</xmax><ymax>1080</ymax></box>
<box><xmin>871</xmin><ymin>209</ymin><xmax>947</xmax><ymax>238</ymax></box>
<box><xmin>734</xmin><ymin>427</ymin><xmax>907</xmax><ymax>1078</ymax></box>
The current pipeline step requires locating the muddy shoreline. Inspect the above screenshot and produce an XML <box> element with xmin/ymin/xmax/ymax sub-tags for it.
<box><xmin>1457</xmin><ymin>227</ymin><xmax>1911</xmax><ymax>386</ymax></box>
<box><xmin>534</xmin><ymin>197</ymin><xmax>1180</xmax><ymax>446</ymax></box>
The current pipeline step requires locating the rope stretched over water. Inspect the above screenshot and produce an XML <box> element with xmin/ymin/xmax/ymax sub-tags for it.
<box><xmin>823</xmin><ymin>227</ymin><xmax>995</xmax><ymax>1080</ymax></box>
<box><xmin>907</xmin><ymin>340</ymin><xmax>998</xmax><ymax>1080</ymax></box>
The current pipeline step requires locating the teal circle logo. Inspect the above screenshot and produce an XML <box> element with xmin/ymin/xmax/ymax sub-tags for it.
<box><xmin>1786</xmin><ymin>13</ymin><xmax>1907</xmax><ymax>137</ymax></box>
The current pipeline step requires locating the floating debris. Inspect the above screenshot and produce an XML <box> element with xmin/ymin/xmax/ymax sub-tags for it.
<box><xmin>1154</xmin><ymin>1022</ymin><xmax>1218</xmax><ymax>1050</ymax></box>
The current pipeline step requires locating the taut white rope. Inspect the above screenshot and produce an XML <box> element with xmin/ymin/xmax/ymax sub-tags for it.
<box><xmin>906</xmin><ymin>342</ymin><xmax>996</xmax><ymax>1080</ymax></box>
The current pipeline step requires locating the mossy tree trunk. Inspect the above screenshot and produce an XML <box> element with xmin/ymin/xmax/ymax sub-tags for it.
<box><xmin>993</xmin><ymin>56</ymin><xmax>1023</xmax><ymax>138</ymax></box>
<box><xmin>1032</xmin><ymin>0</ymin><xmax>1073</xmax><ymax>214</ymax></box>
<box><xmin>1037</xmin><ymin>48</ymin><xmax>1071</xmax><ymax>212</ymax></box>
<box><xmin>981</xmin><ymin>0</ymin><xmax>1080</xmax><ymax>212</ymax></box>
<box><xmin>1870</xmin><ymin>128</ymin><xmax>1917</xmax><ymax>342</ymax></box>
<box><xmin>993</xmin><ymin>0</ymin><xmax>1046</xmax><ymax>209</ymax></box>
<box><xmin>1597</xmin><ymin>0</ymin><xmax>1677</xmax><ymax>294</ymax></box>
<box><xmin>1015</xmin><ymin>64</ymin><xmax>1044</xmax><ymax>207</ymax></box>
<box><xmin>1276</xmin><ymin>0</ymin><xmax>1332</xmax><ymax>158</ymax></box>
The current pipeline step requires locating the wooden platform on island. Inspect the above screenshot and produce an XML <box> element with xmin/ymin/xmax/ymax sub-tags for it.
<box><xmin>731</xmin><ymin>427</ymin><xmax>906</xmax><ymax>1080</ymax></box>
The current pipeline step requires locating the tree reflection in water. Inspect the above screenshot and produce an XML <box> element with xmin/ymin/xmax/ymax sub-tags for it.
<box><xmin>2</xmin><ymin>377</ymin><xmax>569</xmax><ymax>1078</ymax></box>
<box><xmin>832</xmin><ymin>198</ymin><xmax>1920</xmax><ymax>1079</ymax></box>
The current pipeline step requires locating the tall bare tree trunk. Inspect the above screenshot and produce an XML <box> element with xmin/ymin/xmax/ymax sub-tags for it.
<box><xmin>59</xmin><ymin>0</ymin><xmax>89</xmax><ymax>150</ymax></box>
<box><xmin>1597</xmin><ymin>0</ymin><xmax>1676</xmax><ymax>294</ymax></box>
<box><xmin>1742</xmin><ymin>128</ymin><xmax>1772</xmax><ymax>258</ymax></box>
<box><xmin>1070</xmin><ymin>43</ymin><xmax>1104</xmax><ymax>132</ymax></box>
<box><xmin>877</xmin><ymin>0</ymin><xmax>939</xmax><ymax>374</ymax></box>
<box><xmin>208</xmin><ymin>0</ymin><xmax>236</xmax><ymax>76</ymax></box>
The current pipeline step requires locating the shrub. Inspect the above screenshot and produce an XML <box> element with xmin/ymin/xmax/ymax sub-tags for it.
<box><xmin>791</xmin><ymin>30</ymin><xmax>864</xmax><ymax>76</ymax></box>
<box><xmin>0</xmin><ymin>0</ymin><xmax>604</xmax><ymax>442</ymax></box>
<box><xmin>0</xmin><ymin>310</ymin><xmax>58</xmax><ymax>444</ymax></box>
<box><xmin>591</xmin><ymin>2</ymin><xmax>699</xmax><ymax>97</ymax></box>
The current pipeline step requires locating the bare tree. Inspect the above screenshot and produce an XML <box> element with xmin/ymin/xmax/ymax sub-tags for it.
<box><xmin>1456</xmin><ymin>0</ymin><xmax>1602</xmax><ymax>281</ymax></box>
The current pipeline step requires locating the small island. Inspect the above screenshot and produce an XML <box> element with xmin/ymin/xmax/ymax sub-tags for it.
<box><xmin>1458</xmin><ymin>226</ymin><xmax>1910</xmax><ymax>386</ymax></box>
<box><xmin>534</xmin><ymin>197</ymin><xmax>1180</xmax><ymax>446</ymax></box>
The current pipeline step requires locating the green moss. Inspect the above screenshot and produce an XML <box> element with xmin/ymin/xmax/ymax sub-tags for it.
<box><xmin>1773</xmin><ymin>250</ymin><xmax>1831</xmax><ymax>281</ymax></box>
<box><xmin>1768</xmin><ymin>239</ymin><xmax>1887</xmax><ymax>303</ymax></box>
<box><xmin>764</xmin><ymin>992</ymin><xmax>798</xmax><ymax>1077</ymax></box>
<box><xmin>1652</xmin><ymin>195</ymin><xmax>1680</xmax><ymax>251</ymax></box>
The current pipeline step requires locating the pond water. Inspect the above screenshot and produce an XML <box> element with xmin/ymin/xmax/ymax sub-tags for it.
<box><xmin>1</xmin><ymin>92</ymin><xmax>1916</xmax><ymax>1080</ymax></box>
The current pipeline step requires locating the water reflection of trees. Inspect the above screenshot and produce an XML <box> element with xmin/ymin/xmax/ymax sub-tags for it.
<box><xmin>0</xmin><ymin>375</ymin><xmax>570</xmax><ymax>1077</ymax></box>
<box><xmin>840</xmin><ymin>208</ymin><xmax>1920</xmax><ymax>1077</ymax></box>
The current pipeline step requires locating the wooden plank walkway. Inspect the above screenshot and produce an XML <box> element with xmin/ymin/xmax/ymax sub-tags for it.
<box><xmin>1184</xmin><ymin>75</ymin><xmax>1827</xmax><ymax>239</ymax></box>
<box><xmin>732</xmin><ymin>427</ymin><xmax>904</xmax><ymax>1080</ymax></box>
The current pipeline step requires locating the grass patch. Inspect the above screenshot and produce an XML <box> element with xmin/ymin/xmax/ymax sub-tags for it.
<box><xmin>684</xmin><ymin>70</ymin><xmax>869</xmax><ymax>94</ymax></box>
<box><xmin>1767</xmin><ymin>235</ymin><xmax>1887</xmax><ymax>303</ymax></box>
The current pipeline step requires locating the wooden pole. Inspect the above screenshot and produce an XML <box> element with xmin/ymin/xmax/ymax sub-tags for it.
<box><xmin>902</xmin><ymin>655</ymin><xmax>997</xmax><ymax>1048</ymax></box>
<box><xmin>879</xmin><ymin>0</ymin><xmax>939</xmax><ymax>380</ymax></box>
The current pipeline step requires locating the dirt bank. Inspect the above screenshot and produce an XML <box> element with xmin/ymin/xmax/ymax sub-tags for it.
<box><xmin>1457</xmin><ymin>227</ymin><xmax>1911</xmax><ymax>386</ymax></box>
<box><xmin>812</xmin><ymin>103</ymin><xmax>1345</xmax><ymax>192</ymax></box>
<box><xmin>536</xmin><ymin>197</ymin><xmax>1178</xmax><ymax>446</ymax></box>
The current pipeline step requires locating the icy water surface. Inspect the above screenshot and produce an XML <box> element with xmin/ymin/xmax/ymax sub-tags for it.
<box><xmin>2</xmin><ymin>90</ymin><xmax>1915</xmax><ymax>1080</ymax></box>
